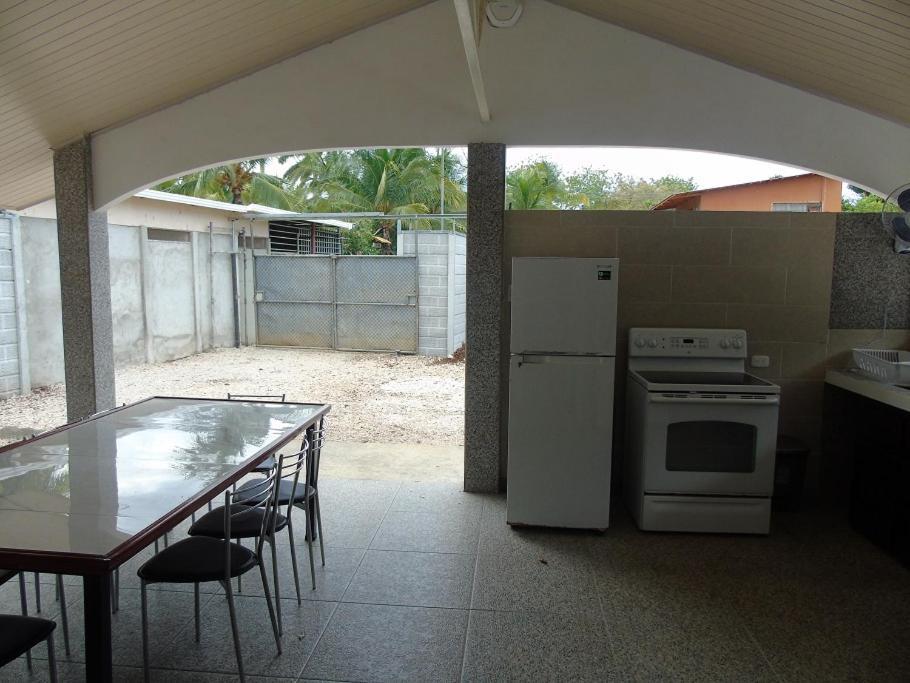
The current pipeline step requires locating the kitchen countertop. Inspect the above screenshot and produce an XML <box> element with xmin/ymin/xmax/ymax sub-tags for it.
<box><xmin>825</xmin><ymin>368</ymin><xmax>910</xmax><ymax>413</ymax></box>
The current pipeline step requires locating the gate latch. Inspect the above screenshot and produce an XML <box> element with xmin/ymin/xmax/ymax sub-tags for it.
<box><xmin>254</xmin><ymin>291</ymin><xmax>264</xmax><ymax>302</ymax></box>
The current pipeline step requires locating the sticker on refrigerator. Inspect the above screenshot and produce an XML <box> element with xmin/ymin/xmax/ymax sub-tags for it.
<box><xmin>597</xmin><ymin>266</ymin><xmax>612</xmax><ymax>280</ymax></box>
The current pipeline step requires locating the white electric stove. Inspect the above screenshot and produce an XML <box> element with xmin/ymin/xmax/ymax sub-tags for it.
<box><xmin>624</xmin><ymin>328</ymin><xmax>780</xmax><ymax>534</ymax></box>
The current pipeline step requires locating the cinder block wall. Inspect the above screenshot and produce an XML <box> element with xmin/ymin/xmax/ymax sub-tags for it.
<box><xmin>398</xmin><ymin>230</ymin><xmax>467</xmax><ymax>356</ymax></box>
<box><xmin>501</xmin><ymin>210</ymin><xmax>859</xmax><ymax>495</ymax></box>
<box><xmin>0</xmin><ymin>215</ymin><xmax>20</xmax><ymax>397</ymax></box>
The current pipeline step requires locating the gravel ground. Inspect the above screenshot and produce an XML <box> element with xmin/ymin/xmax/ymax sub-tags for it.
<box><xmin>0</xmin><ymin>347</ymin><xmax>465</xmax><ymax>446</ymax></box>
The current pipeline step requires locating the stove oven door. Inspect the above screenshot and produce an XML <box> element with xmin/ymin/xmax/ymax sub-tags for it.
<box><xmin>641</xmin><ymin>392</ymin><xmax>779</xmax><ymax>496</ymax></box>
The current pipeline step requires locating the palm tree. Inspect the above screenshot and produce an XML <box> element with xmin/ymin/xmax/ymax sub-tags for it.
<box><xmin>505</xmin><ymin>159</ymin><xmax>565</xmax><ymax>209</ymax></box>
<box><xmin>156</xmin><ymin>159</ymin><xmax>298</xmax><ymax>210</ymax></box>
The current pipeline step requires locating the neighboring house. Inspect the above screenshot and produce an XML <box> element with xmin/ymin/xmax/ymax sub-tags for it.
<box><xmin>652</xmin><ymin>173</ymin><xmax>843</xmax><ymax>212</ymax></box>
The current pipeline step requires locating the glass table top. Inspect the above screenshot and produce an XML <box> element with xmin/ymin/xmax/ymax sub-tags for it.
<box><xmin>0</xmin><ymin>397</ymin><xmax>325</xmax><ymax>560</ymax></box>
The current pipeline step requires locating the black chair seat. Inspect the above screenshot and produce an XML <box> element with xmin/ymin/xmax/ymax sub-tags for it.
<box><xmin>252</xmin><ymin>455</ymin><xmax>275</xmax><ymax>472</ymax></box>
<box><xmin>138</xmin><ymin>537</ymin><xmax>256</xmax><ymax>584</ymax></box>
<box><xmin>235</xmin><ymin>478</ymin><xmax>314</xmax><ymax>506</ymax></box>
<box><xmin>0</xmin><ymin>614</ymin><xmax>55</xmax><ymax>667</ymax></box>
<box><xmin>188</xmin><ymin>504</ymin><xmax>287</xmax><ymax>539</ymax></box>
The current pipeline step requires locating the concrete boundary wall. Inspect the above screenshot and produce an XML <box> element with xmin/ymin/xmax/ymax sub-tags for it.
<box><xmin>397</xmin><ymin>230</ymin><xmax>466</xmax><ymax>356</ymax></box>
<box><xmin>0</xmin><ymin>214</ymin><xmax>23</xmax><ymax>398</ymax></box>
<box><xmin>19</xmin><ymin>217</ymin><xmax>237</xmax><ymax>389</ymax></box>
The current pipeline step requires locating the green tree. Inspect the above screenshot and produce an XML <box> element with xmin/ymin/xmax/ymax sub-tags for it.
<box><xmin>156</xmin><ymin>159</ymin><xmax>297</xmax><ymax>209</ymax></box>
<box><xmin>563</xmin><ymin>169</ymin><xmax>696</xmax><ymax>210</ymax></box>
<box><xmin>505</xmin><ymin>159</ymin><xmax>566</xmax><ymax>209</ymax></box>
<box><xmin>842</xmin><ymin>186</ymin><xmax>900</xmax><ymax>213</ymax></box>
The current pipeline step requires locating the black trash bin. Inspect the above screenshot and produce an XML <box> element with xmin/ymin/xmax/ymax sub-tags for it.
<box><xmin>774</xmin><ymin>435</ymin><xmax>809</xmax><ymax>512</ymax></box>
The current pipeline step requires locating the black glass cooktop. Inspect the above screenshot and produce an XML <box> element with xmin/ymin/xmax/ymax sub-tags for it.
<box><xmin>636</xmin><ymin>371</ymin><xmax>774</xmax><ymax>387</ymax></box>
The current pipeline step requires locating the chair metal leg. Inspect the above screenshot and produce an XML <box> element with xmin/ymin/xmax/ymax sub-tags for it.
<box><xmin>237</xmin><ymin>538</ymin><xmax>243</xmax><ymax>593</ymax></box>
<box><xmin>19</xmin><ymin>573</ymin><xmax>31</xmax><ymax>670</ymax></box>
<box><xmin>300</xmin><ymin>503</ymin><xmax>317</xmax><ymax>591</ymax></box>
<box><xmin>285</xmin><ymin>516</ymin><xmax>303</xmax><ymax>602</ymax></box>
<box><xmin>257</xmin><ymin>557</ymin><xmax>282</xmax><ymax>654</ymax></box>
<box><xmin>112</xmin><ymin>568</ymin><xmax>120</xmax><ymax>614</ymax></box>
<box><xmin>269</xmin><ymin>537</ymin><xmax>283</xmax><ymax>633</ymax></box>
<box><xmin>56</xmin><ymin>575</ymin><xmax>70</xmax><ymax>656</ymax></box>
<box><xmin>314</xmin><ymin>491</ymin><xmax>326</xmax><ymax>566</ymax></box>
<box><xmin>141</xmin><ymin>581</ymin><xmax>150</xmax><ymax>683</ymax></box>
<box><xmin>46</xmin><ymin>634</ymin><xmax>57</xmax><ymax>683</ymax></box>
<box><xmin>194</xmin><ymin>583</ymin><xmax>201</xmax><ymax>642</ymax></box>
<box><xmin>33</xmin><ymin>572</ymin><xmax>41</xmax><ymax>612</ymax></box>
<box><xmin>221</xmin><ymin>580</ymin><xmax>246</xmax><ymax>683</ymax></box>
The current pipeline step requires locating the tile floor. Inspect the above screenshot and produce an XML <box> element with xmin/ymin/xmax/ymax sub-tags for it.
<box><xmin>1</xmin><ymin>478</ymin><xmax>908</xmax><ymax>682</ymax></box>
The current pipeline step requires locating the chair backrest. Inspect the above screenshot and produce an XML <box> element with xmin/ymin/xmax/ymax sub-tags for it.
<box><xmin>275</xmin><ymin>440</ymin><xmax>308</xmax><ymax>519</ymax></box>
<box><xmin>224</xmin><ymin>462</ymin><xmax>280</xmax><ymax>569</ymax></box>
<box><xmin>307</xmin><ymin>419</ymin><xmax>327</xmax><ymax>491</ymax></box>
<box><xmin>226</xmin><ymin>393</ymin><xmax>286</xmax><ymax>403</ymax></box>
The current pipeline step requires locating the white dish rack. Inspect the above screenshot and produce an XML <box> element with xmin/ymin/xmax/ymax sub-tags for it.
<box><xmin>852</xmin><ymin>348</ymin><xmax>910</xmax><ymax>383</ymax></box>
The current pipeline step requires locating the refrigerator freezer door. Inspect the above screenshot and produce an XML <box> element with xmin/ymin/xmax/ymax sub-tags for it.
<box><xmin>507</xmin><ymin>354</ymin><xmax>615</xmax><ymax>529</ymax></box>
<box><xmin>510</xmin><ymin>257</ymin><xmax>618</xmax><ymax>356</ymax></box>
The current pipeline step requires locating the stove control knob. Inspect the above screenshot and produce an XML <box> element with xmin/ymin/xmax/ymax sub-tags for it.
<box><xmin>732</xmin><ymin>338</ymin><xmax>744</xmax><ymax>349</ymax></box>
<box><xmin>634</xmin><ymin>337</ymin><xmax>646</xmax><ymax>348</ymax></box>
<box><xmin>719</xmin><ymin>338</ymin><xmax>730</xmax><ymax>349</ymax></box>
<box><xmin>647</xmin><ymin>338</ymin><xmax>658</xmax><ymax>348</ymax></box>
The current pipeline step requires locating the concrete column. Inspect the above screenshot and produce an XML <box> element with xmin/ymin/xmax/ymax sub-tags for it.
<box><xmin>53</xmin><ymin>137</ymin><xmax>116</xmax><ymax>420</ymax></box>
<box><xmin>464</xmin><ymin>143</ymin><xmax>506</xmax><ymax>493</ymax></box>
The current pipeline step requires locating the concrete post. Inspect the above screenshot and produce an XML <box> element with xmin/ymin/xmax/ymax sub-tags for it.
<box><xmin>464</xmin><ymin>143</ymin><xmax>506</xmax><ymax>493</ymax></box>
<box><xmin>53</xmin><ymin>137</ymin><xmax>116</xmax><ymax>420</ymax></box>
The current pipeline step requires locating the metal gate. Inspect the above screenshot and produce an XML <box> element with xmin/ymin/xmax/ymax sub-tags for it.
<box><xmin>254</xmin><ymin>255</ymin><xmax>418</xmax><ymax>352</ymax></box>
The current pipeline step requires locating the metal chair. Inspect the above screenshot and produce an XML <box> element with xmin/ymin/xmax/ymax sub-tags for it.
<box><xmin>189</xmin><ymin>444</ymin><xmax>306</xmax><ymax>634</ymax></box>
<box><xmin>235</xmin><ymin>421</ymin><xmax>326</xmax><ymax>593</ymax></box>
<box><xmin>137</xmin><ymin>465</ymin><xmax>282</xmax><ymax>683</ymax></box>
<box><xmin>0</xmin><ymin>571</ymin><xmax>69</xmax><ymax>665</ymax></box>
<box><xmin>0</xmin><ymin>613</ymin><xmax>57</xmax><ymax>682</ymax></box>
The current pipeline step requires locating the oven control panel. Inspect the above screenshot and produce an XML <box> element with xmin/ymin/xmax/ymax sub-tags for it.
<box><xmin>629</xmin><ymin>328</ymin><xmax>747</xmax><ymax>358</ymax></box>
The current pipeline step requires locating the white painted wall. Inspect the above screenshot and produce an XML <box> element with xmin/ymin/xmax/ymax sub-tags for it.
<box><xmin>93</xmin><ymin>0</ymin><xmax>910</xmax><ymax>206</ymax></box>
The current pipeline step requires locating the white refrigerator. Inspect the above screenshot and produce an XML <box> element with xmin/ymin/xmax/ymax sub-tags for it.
<box><xmin>507</xmin><ymin>257</ymin><xmax>619</xmax><ymax>530</ymax></box>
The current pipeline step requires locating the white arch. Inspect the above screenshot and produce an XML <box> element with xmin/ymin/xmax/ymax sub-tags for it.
<box><xmin>92</xmin><ymin>0</ymin><xmax>910</xmax><ymax>208</ymax></box>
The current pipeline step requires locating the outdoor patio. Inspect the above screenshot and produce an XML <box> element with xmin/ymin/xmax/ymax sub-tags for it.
<box><xmin>1</xmin><ymin>478</ymin><xmax>906</xmax><ymax>682</ymax></box>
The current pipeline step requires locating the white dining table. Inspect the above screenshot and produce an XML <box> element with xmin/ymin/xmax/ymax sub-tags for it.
<box><xmin>0</xmin><ymin>396</ymin><xmax>330</xmax><ymax>682</ymax></box>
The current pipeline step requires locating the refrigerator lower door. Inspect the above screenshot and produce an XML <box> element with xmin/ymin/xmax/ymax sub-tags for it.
<box><xmin>507</xmin><ymin>354</ymin><xmax>615</xmax><ymax>529</ymax></box>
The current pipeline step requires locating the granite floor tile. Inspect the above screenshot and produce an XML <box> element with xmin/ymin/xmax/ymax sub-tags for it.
<box><xmin>471</xmin><ymin>545</ymin><xmax>602</xmax><ymax>616</ymax></box>
<box><xmin>158</xmin><ymin>596</ymin><xmax>335</xmax><ymax>678</ymax></box>
<box><xmin>371</xmin><ymin>509</ymin><xmax>481</xmax><ymax>554</ymax></box>
<box><xmin>389</xmin><ymin>480</ymin><xmax>489</xmax><ymax>515</ymax></box>
<box><xmin>0</xmin><ymin>660</ymin><xmax>145</xmax><ymax>683</ymax></box>
<box><xmin>238</xmin><ymin>544</ymin><xmax>365</xmax><ymax>603</ymax></box>
<box><xmin>462</xmin><ymin>608</ymin><xmax>620</xmax><ymax>682</ymax></box>
<box><xmin>342</xmin><ymin>549</ymin><xmax>475</xmax><ymax>609</ymax></box>
<box><xmin>24</xmin><ymin>586</ymin><xmax>215</xmax><ymax>667</ymax></box>
<box><xmin>302</xmin><ymin>602</ymin><xmax>468</xmax><ymax>682</ymax></box>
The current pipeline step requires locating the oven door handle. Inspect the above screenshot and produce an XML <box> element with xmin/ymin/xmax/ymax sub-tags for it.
<box><xmin>649</xmin><ymin>395</ymin><xmax>780</xmax><ymax>406</ymax></box>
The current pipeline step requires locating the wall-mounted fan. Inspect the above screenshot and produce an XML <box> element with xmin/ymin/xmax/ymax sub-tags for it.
<box><xmin>881</xmin><ymin>184</ymin><xmax>910</xmax><ymax>253</ymax></box>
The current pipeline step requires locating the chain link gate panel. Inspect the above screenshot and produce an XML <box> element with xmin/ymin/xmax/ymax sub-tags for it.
<box><xmin>254</xmin><ymin>255</ymin><xmax>418</xmax><ymax>353</ymax></box>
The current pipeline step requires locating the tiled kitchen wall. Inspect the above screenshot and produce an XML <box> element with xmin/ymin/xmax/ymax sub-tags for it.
<box><xmin>501</xmin><ymin>210</ymin><xmax>910</xmax><ymax>494</ymax></box>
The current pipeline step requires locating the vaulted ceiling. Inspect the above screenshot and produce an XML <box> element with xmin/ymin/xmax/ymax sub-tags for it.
<box><xmin>0</xmin><ymin>0</ymin><xmax>429</xmax><ymax>209</ymax></box>
<box><xmin>554</xmin><ymin>0</ymin><xmax>910</xmax><ymax>125</ymax></box>
<box><xmin>0</xmin><ymin>0</ymin><xmax>908</xmax><ymax>209</ymax></box>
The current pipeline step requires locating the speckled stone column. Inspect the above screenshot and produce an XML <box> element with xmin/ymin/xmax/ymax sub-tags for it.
<box><xmin>53</xmin><ymin>137</ymin><xmax>116</xmax><ymax>421</ymax></box>
<box><xmin>464</xmin><ymin>143</ymin><xmax>505</xmax><ymax>493</ymax></box>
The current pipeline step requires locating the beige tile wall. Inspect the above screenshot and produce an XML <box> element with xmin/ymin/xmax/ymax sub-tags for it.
<box><xmin>502</xmin><ymin>210</ymin><xmax>908</xmax><ymax>492</ymax></box>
